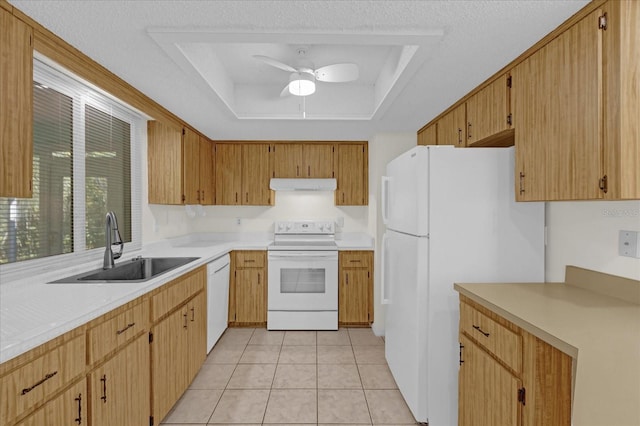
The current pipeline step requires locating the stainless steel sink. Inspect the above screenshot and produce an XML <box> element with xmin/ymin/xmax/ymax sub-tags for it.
<box><xmin>49</xmin><ymin>257</ymin><xmax>200</xmax><ymax>284</ymax></box>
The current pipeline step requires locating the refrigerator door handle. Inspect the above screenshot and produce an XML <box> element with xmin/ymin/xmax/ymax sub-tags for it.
<box><xmin>381</xmin><ymin>232</ymin><xmax>390</xmax><ymax>304</ymax></box>
<box><xmin>381</xmin><ymin>176</ymin><xmax>390</xmax><ymax>225</ymax></box>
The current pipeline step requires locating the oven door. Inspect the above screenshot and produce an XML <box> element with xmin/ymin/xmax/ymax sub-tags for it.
<box><xmin>268</xmin><ymin>250</ymin><xmax>338</xmax><ymax>311</ymax></box>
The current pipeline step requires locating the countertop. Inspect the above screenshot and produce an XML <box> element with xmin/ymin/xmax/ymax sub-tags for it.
<box><xmin>455</xmin><ymin>274</ymin><xmax>640</xmax><ymax>426</ymax></box>
<box><xmin>0</xmin><ymin>232</ymin><xmax>374</xmax><ymax>364</ymax></box>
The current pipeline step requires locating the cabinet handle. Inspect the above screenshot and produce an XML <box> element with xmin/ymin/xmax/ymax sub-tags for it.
<box><xmin>308</xmin><ymin>165</ymin><xmax>311</xmax><ymax>176</ymax></box>
<box><xmin>257</xmin><ymin>273</ymin><xmax>261</xmax><ymax>285</ymax></box>
<box><xmin>191</xmin><ymin>307</ymin><xmax>195</xmax><ymax>322</ymax></box>
<box><xmin>197</xmin><ymin>189</ymin><xmax>200</xmax><ymax>202</ymax></box>
<box><xmin>519</xmin><ymin>172</ymin><xmax>525</xmax><ymax>195</ymax></box>
<box><xmin>235</xmin><ymin>192</ymin><xmax>238</xmax><ymax>203</ymax></box>
<box><xmin>472</xmin><ymin>325</ymin><xmax>490</xmax><ymax>337</ymax></box>
<box><xmin>342</xmin><ymin>193</ymin><xmax>345</xmax><ymax>203</ymax></box>
<box><xmin>467</xmin><ymin>122</ymin><xmax>472</xmax><ymax>139</ymax></box>
<box><xmin>116</xmin><ymin>322</ymin><xmax>135</xmax><ymax>335</ymax></box>
<box><xmin>184</xmin><ymin>311</ymin><xmax>188</xmax><ymax>329</ymax></box>
<box><xmin>246</xmin><ymin>192</ymin><xmax>249</xmax><ymax>203</ymax></box>
<box><xmin>75</xmin><ymin>393</ymin><xmax>82</xmax><ymax>424</ymax></box>
<box><xmin>457</xmin><ymin>128</ymin><xmax>462</xmax><ymax>145</ymax></box>
<box><xmin>21</xmin><ymin>371</ymin><xmax>58</xmax><ymax>395</ymax></box>
<box><xmin>346</xmin><ymin>273</ymin><xmax>349</xmax><ymax>284</ymax></box>
<box><xmin>100</xmin><ymin>375</ymin><xmax>107</xmax><ymax>403</ymax></box>
<box><xmin>349</xmin><ymin>259</ymin><xmax>361</xmax><ymax>263</ymax></box>
<box><xmin>296</xmin><ymin>165</ymin><xmax>299</xmax><ymax>176</ymax></box>
<box><xmin>599</xmin><ymin>175</ymin><xmax>608</xmax><ymax>194</ymax></box>
<box><xmin>201</xmin><ymin>190</ymin><xmax>205</xmax><ymax>202</ymax></box>
<box><xmin>459</xmin><ymin>344</ymin><xmax>464</xmax><ymax>366</ymax></box>
<box><xmin>244</xmin><ymin>259</ymin><xmax>256</xmax><ymax>264</ymax></box>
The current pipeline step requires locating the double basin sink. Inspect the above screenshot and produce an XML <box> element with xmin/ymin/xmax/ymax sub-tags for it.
<box><xmin>49</xmin><ymin>256</ymin><xmax>199</xmax><ymax>284</ymax></box>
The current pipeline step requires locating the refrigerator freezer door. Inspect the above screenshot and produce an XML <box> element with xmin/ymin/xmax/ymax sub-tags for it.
<box><xmin>384</xmin><ymin>146</ymin><xmax>435</xmax><ymax>237</ymax></box>
<box><xmin>383</xmin><ymin>229</ymin><xmax>429</xmax><ymax>422</ymax></box>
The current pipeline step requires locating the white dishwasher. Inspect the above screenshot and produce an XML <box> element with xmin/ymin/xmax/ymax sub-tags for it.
<box><xmin>207</xmin><ymin>254</ymin><xmax>230</xmax><ymax>353</ymax></box>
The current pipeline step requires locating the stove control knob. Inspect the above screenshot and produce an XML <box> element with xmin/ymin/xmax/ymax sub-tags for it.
<box><xmin>318</xmin><ymin>224</ymin><xmax>325</xmax><ymax>231</ymax></box>
<box><xmin>277</xmin><ymin>223</ymin><xmax>284</xmax><ymax>231</ymax></box>
<box><xmin>286</xmin><ymin>224</ymin><xmax>292</xmax><ymax>230</ymax></box>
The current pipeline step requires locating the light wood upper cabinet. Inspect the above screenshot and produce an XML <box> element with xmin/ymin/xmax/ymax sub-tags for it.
<box><xmin>338</xmin><ymin>251</ymin><xmax>373</xmax><ymax>325</ymax></box>
<box><xmin>242</xmin><ymin>143</ymin><xmax>273</xmax><ymax>205</ymax></box>
<box><xmin>1</xmin><ymin>9</ymin><xmax>33</xmax><ymax>198</ymax></box>
<box><xmin>182</xmin><ymin>127</ymin><xmax>200</xmax><ymax>205</ymax></box>
<box><xmin>199</xmin><ymin>136</ymin><xmax>214</xmax><ymax>205</ymax></box>
<box><xmin>90</xmin><ymin>334</ymin><xmax>150</xmax><ymax>426</ymax></box>
<box><xmin>335</xmin><ymin>143</ymin><xmax>368</xmax><ymax>206</ymax></box>
<box><xmin>214</xmin><ymin>143</ymin><xmax>243</xmax><ymax>205</ymax></box>
<box><xmin>437</xmin><ymin>104</ymin><xmax>466</xmax><ymax>146</ymax></box>
<box><xmin>466</xmin><ymin>73</ymin><xmax>513</xmax><ymax>146</ymax></box>
<box><xmin>148</xmin><ymin>121</ymin><xmax>183</xmax><ymax>204</ymax></box>
<box><xmin>417</xmin><ymin>124</ymin><xmax>437</xmax><ymax>145</ymax></box>
<box><xmin>513</xmin><ymin>8</ymin><xmax>604</xmax><ymax>201</ymax></box>
<box><xmin>273</xmin><ymin>143</ymin><xmax>334</xmax><ymax>178</ymax></box>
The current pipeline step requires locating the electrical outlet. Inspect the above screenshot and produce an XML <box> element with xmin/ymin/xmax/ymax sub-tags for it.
<box><xmin>618</xmin><ymin>230</ymin><xmax>640</xmax><ymax>258</ymax></box>
<box><xmin>236</xmin><ymin>217</ymin><xmax>242</xmax><ymax>226</ymax></box>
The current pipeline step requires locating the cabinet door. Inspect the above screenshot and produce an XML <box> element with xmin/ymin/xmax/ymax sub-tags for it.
<box><xmin>273</xmin><ymin>143</ymin><xmax>304</xmax><ymax>177</ymax></box>
<box><xmin>151</xmin><ymin>307</ymin><xmax>189</xmax><ymax>422</ymax></box>
<box><xmin>148</xmin><ymin>121</ymin><xmax>183</xmax><ymax>204</ymax></box>
<box><xmin>466</xmin><ymin>74</ymin><xmax>511</xmax><ymax>146</ymax></box>
<box><xmin>304</xmin><ymin>144</ymin><xmax>334</xmax><ymax>178</ymax></box>
<box><xmin>235</xmin><ymin>269</ymin><xmax>266</xmax><ymax>323</ymax></box>
<box><xmin>459</xmin><ymin>335</ymin><xmax>521</xmax><ymax>426</ymax></box>
<box><xmin>242</xmin><ymin>143</ymin><xmax>273</xmax><ymax>205</ymax></box>
<box><xmin>437</xmin><ymin>104</ymin><xmax>466</xmax><ymax>146</ymax></box>
<box><xmin>182</xmin><ymin>128</ymin><xmax>200</xmax><ymax>205</ymax></box>
<box><xmin>339</xmin><ymin>269</ymin><xmax>369</xmax><ymax>324</ymax></box>
<box><xmin>199</xmin><ymin>137</ymin><xmax>214</xmax><ymax>205</ymax></box>
<box><xmin>16</xmin><ymin>379</ymin><xmax>86</xmax><ymax>426</ymax></box>
<box><xmin>513</xmin><ymin>8</ymin><xmax>603</xmax><ymax>201</ymax></box>
<box><xmin>335</xmin><ymin>143</ymin><xmax>368</xmax><ymax>205</ymax></box>
<box><xmin>214</xmin><ymin>143</ymin><xmax>243</xmax><ymax>205</ymax></box>
<box><xmin>187</xmin><ymin>292</ymin><xmax>207</xmax><ymax>382</ymax></box>
<box><xmin>0</xmin><ymin>9</ymin><xmax>33</xmax><ymax>198</ymax></box>
<box><xmin>91</xmin><ymin>334</ymin><xmax>150</xmax><ymax>426</ymax></box>
<box><xmin>417</xmin><ymin>124</ymin><xmax>437</xmax><ymax>146</ymax></box>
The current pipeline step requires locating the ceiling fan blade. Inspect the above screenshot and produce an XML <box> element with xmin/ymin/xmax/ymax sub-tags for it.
<box><xmin>253</xmin><ymin>55</ymin><xmax>297</xmax><ymax>73</ymax></box>
<box><xmin>279</xmin><ymin>84</ymin><xmax>291</xmax><ymax>98</ymax></box>
<box><xmin>314</xmin><ymin>63</ymin><xmax>359</xmax><ymax>83</ymax></box>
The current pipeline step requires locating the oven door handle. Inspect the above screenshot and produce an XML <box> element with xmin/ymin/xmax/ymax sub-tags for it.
<box><xmin>268</xmin><ymin>252</ymin><xmax>338</xmax><ymax>259</ymax></box>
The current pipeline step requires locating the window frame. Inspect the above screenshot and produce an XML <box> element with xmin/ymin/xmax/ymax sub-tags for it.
<box><xmin>0</xmin><ymin>53</ymin><xmax>145</xmax><ymax>279</ymax></box>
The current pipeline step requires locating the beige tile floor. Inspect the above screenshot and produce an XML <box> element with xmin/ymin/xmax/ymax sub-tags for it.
<box><xmin>160</xmin><ymin>327</ymin><xmax>417</xmax><ymax>425</ymax></box>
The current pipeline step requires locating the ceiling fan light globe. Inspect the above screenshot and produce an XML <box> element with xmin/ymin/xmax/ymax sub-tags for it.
<box><xmin>288</xmin><ymin>72</ymin><xmax>316</xmax><ymax>96</ymax></box>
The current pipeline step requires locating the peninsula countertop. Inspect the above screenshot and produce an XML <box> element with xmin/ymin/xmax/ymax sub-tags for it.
<box><xmin>455</xmin><ymin>268</ymin><xmax>640</xmax><ymax>426</ymax></box>
<box><xmin>0</xmin><ymin>232</ymin><xmax>374</xmax><ymax>364</ymax></box>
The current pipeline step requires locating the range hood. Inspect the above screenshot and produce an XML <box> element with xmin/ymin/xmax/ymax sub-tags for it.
<box><xmin>269</xmin><ymin>178</ymin><xmax>337</xmax><ymax>191</ymax></box>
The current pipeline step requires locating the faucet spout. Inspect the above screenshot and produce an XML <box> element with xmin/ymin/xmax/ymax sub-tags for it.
<box><xmin>104</xmin><ymin>211</ymin><xmax>124</xmax><ymax>269</ymax></box>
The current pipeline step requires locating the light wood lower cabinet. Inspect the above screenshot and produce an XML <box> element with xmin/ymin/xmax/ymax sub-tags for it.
<box><xmin>89</xmin><ymin>333</ymin><xmax>150</xmax><ymax>426</ymax></box>
<box><xmin>458</xmin><ymin>296</ymin><xmax>572</xmax><ymax>426</ymax></box>
<box><xmin>338</xmin><ymin>251</ymin><xmax>373</xmax><ymax>326</ymax></box>
<box><xmin>15</xmin><ymin>379</ymin><xmax>86</xmax><ymax>426</ymax></box>
<box><xmin>228</xmin><ymin>250</ymin><xmax>267</xmax><ymax>326</ymax></box>
<box><xmin>150</xmin><ymin>266</ymin><xmax>207</xmax><ymax>424</ymax></box>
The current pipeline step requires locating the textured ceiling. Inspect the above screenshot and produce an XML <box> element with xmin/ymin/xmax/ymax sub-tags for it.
<box><xmin>9</xmin><ymin>0</ymin><xmax>589</xmax><ymax>140</ymax></box>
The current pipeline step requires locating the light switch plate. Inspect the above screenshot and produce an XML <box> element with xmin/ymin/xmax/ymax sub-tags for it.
<box><xmin>618</xmin><ymin>230</ymin><xmax>640</xmax><ymax>258</ymax></box>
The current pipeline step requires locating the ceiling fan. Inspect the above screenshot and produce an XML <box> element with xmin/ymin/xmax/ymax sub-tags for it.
<box><xmin>253</xmin><ymin>47</ymin><xmax>359</xmax><ymax>97</ymax></box>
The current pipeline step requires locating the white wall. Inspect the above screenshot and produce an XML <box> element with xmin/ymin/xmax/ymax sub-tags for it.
<box><xmin>368</xmin><ymin>133</ymin><xmax>418</xmax><ymax>336</ymax></box>
<box><xmin>545</xmin><ymin>200</ymin><xmax>640</xmax><ymax>281</ymax></box>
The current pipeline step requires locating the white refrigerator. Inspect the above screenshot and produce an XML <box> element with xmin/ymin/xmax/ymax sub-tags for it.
<box><xmin>381</xmin><ymin>145</ymin><xmax>544</xmax><ymax>425</ymax></box>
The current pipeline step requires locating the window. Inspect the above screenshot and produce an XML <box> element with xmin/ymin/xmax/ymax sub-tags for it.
<box><xmin>0</xmin><ymin>56</ymin><xmax>143</xmax><ymax>267</ymax></box>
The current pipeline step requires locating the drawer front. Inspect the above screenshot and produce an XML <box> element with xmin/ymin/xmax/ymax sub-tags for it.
<box><xmin>340</xmin><ymin>251</ymin><xmax>372</xmax><ymax>268</ymax></box>
<box><xmin>152</xmin><ymin>267</ymin><xmax>205</xmax><ymax>321</ymax></box>
<box><xmin>16</xmin><ymin>379</ymin><xmax>87</xmax><ymax>426</ymax></box>
<box><xmin>0</xmin><ymin>335</ymin><xmax>85</xmax><ymax>424</ymax></box>
<box><xmin>235</xmin><ymin>251</ymin><xmax>265</xmax><ymax>268</ymax></box>
<box><xmin>460</xmin><ymin>303</ymin><xmax>522</xmax><ymax>372</ymax></box>
<box><xmin>88</xmin><ymin>301</ymin><xmax>149</xmax><ymax>364</ymax></box>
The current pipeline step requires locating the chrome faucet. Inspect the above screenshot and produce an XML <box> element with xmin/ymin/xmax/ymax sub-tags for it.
<box><xmin>103</xmin><ymin>211</ymin><xmax>124</xmax><ymax>269</ymax></box>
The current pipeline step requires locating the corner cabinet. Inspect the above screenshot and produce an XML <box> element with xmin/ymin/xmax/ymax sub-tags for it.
<box><xmin>338</xmin><ymin>251</ymin><xmax>373</xmax><ymax>326</ymax></box>
<box><xmin>335</xmin><ymin>143</ymin><xmax>368</xmax><ymax>206</ymax></box>
<box><xmin>458</xmin><ymin>296</ymin><xmax>572</xmax><ymax>426</ymax></box>
<box><xmin>228</xmin><ymin>250</ymin><xmax>267</xmax><ymax>326</ymax></box>
<box><xmin>1</xmin><ymin>8</ymin><xmax>33</xmax><ymax>198</ymax></box>
<box><xmin>513</xmin><ymin>1</ymin><xmax>639</xmax><ymax>201</ymax></box>
<box><xmin>148</xmin><ymin>122</ymin><xmax>214</xmax><ymax>205</ymax></box>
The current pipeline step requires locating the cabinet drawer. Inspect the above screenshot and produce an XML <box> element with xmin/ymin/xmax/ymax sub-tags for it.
<box><xmin>152</xmin><ymin>267</ymin><xmax>205</xmax><ymax>321</ymax></box>
<box><xmin>16</xmin><ymin>378</ymin><xmax>86</xmax><ymax>426</ymax></box>
<box><xmin>88</xmin><ymin>301</ymin><xmax>148</xmax><ymax>364</ymax></box>
<box><xmin>0</xmin><ymin>335</ymin><xmax>85</xmax><ymax>424</ymax></box>
<box><xmin>340</xmin><ymin>251</ymin><xmax>372</xmax><ymax>268</ymax></box>
<box><xmin>460</xmin><ymin>303</ymin><xmax>521</xmax><ymax>372</ymax></box>
<box><xmin>235</xmin><ymin>251</ymin><xmax>265</xmax><ymax>268</ymax></box>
